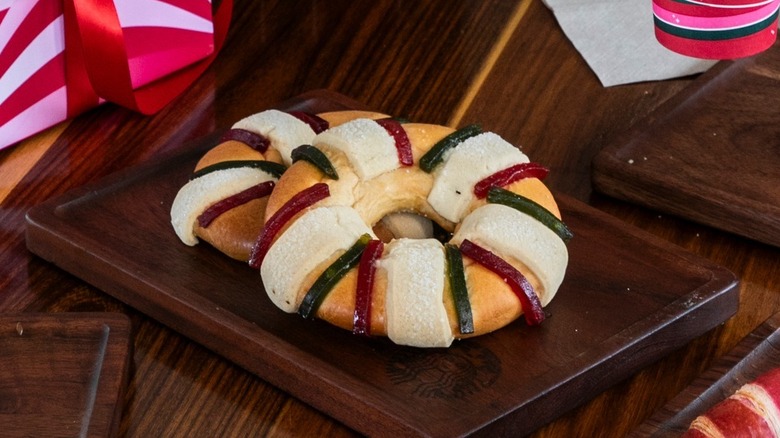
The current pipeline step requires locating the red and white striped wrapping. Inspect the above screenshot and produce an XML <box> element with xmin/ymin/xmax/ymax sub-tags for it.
<box><xmin>685</xmin><ymin>367</ymin><xmax>780</xmax><ymax>437</ymax></box>
<box><xmin>0</xmin><ymin>0</ymin><xmax>216</xmax><ymax>150</ymax></box>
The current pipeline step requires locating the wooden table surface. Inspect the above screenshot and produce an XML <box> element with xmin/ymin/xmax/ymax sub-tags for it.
<box><xmin>2</xmin><ymin>0</ymin><xmax>778</xmax><ymax>436</ymax></box>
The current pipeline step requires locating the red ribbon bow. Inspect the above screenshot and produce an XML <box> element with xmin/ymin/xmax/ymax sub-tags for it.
<box><xmin>63</xmin><ymin>0</ymin><xmax>232</xmax><ymax>117</ymax></box>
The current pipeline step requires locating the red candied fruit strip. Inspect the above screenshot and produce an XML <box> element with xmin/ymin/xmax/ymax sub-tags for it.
<box><xmin>248</xmin><ymin>182</ymin><xmax>330</xmax><ymax>269</ymax></box>
<box><xmin>473</xmin><ymin>162</ymin><xmax>549</xmax><ymax>199</ymax></box>
<box><xmin>459</xmin><ymin>239</ymin><xmax>545</xmax><ymax>325</ymax></box>
<box><xmin>353</xmin><ymin>239</ymin><xmax>384</xmax><ymax>336</ymax></box>
<box><xmin>220</xmin><ymin>128</ymin><xmax>271</xmax><ymax>152</ymax></box>
<box><xmin>376</xmin><ymin>119</ymin><xmax>413</xmax><ymax>166</ymax></box>
<box><xmin>197</xmin><ymin>180</ymin><xmax>276</xmax><ymax>228</ymax></box>
<box><xmin>288</xmin><ymin>111</ymin><xmax>330</xmax><ymax>134</ymax></box>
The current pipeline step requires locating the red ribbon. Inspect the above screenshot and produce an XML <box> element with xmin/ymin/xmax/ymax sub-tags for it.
<box><xmin>62</xmin><ymin>0</ymin><xmax>232</xmax><ymax>117</ymax></box>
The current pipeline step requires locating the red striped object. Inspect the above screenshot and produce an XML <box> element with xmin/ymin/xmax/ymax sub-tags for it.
<box><xmin>653</xmin><ymin>0</ymin><xmax>780</xmax><ymax>59</ymax></box>
<box><xmin>0</xmin><ymin>0</ymin><xmax>232</xmax><ymax>150</ymax></box>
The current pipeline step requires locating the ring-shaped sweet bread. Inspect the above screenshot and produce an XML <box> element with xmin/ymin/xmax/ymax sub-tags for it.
<box><xmin>251</xmin><ymin>118</ymin><xmax>571</xmax><ymax>348</ymax></box>
<box><xmin>170</xmin><ymin>109</ymin><xmax>387</xmax><ymax>260</ymax></box>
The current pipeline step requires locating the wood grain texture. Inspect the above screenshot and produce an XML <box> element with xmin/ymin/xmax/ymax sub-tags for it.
<box><xmin>593</xmin><ymin>41</ymin><xmax>780</xmax><ymax>248</ymax></box>
<box><xmin>1</xmin><ymin>0</ymin><xmax>779</xmax><ymax>436</ymax></box>
<box><xmin>633</xmin><ymin>312</ymin><xmax>780</xmax><ymax>437</ymax></box>
<box><xmin>0</xmin><ymin>313</ymin><xmax>131</xmax><ymax>437</ymax></box>
<box><xmin>25</xmin><ymin>91</ymin><xmax>739</xmax><ymax>437</ymax></box>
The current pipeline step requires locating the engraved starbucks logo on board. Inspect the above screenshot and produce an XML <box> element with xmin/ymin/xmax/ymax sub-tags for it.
<box><xmin>385</xmin><ymin>342</ymin><xmax>501</xmax><ymax>399</ymax></box>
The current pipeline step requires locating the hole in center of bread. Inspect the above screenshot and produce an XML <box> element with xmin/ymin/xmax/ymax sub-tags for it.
<box><xmin>372</xmin><ymin>212</ymin><xmax>451</xmax><ymax>244</ymax></box>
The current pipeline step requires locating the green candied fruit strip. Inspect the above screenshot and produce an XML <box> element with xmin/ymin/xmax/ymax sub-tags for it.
<box><xmin>291</xmin><ymin>144</ymin><xmax>339</xmax><ymax>180</ymax></box>
<box><xmin>445</xmin><ymin>244</ymin><xmax>474</xmax><ymax>335</ymax></box>
<box><xmin>298</xmin><ymin>233</ymin><xmax>371</xmax><ymax>319</ymax></box>
<box><xmin>190</xmin><ymin>160</ymin><xmax>287</xmax><ymax>181</ymax></box>
<box><xmin>419</xmin><ymin>124</ymin><xmax>481</xmax><ymax>173</ymax></box>
<box><xmin>486</xmin><ymin>187</ymin><xmax>574</xmax><ymax>243</ymax></box>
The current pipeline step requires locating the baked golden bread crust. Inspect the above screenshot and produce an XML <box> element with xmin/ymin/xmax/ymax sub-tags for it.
<box><xmin>260</xmin><ymin>121</ymin><xmax>569</xmax><ymax>347</ymax></box>
<box><xmin>191</xmin><ymin>140</ymin><xmax>276</xmax><ymax>260</ymax></box>
<box><xmin>170</xmin><ymin>110</ymin><xmax>388</xmax><ymax>261</ymax></box>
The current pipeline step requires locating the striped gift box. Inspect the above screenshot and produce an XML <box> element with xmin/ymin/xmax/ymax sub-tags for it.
<box><xmin>653</xmin><ymin>0</ymin><xmax>780</xmax><ymax>59</ymax></box>
<box><xmin>0</xmin><ymin>0</ymin><xmax>216</xmax><ymax>150</ymax></box>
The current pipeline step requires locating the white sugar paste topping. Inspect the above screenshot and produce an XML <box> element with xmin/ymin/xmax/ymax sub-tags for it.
<box><xmin>450</xmin><ymin>203</ymin><xmax>568</xmax><ymax>306</ymax></box>
<box><xmin>261</xmin><ymin>206</ymin><xmax>373</xmax><ymax>313</ymax></box>
<box><xmin>313</xmin><ymin>118</ymin><xmax>398</xmax><ymax>180</ymax></box>
<box><xmin>170</xmin><ymin>167</ymin><xmax>277</xmax><ymax>246</ymax></box>
<box><xmin>428</xmin><ymin>132</ymin><xmax>528</xmax><ymax>223</ymax></box>
<box><xmin>313</xmin><ymin>146</ymin><xmax>360</xmax><ymax>209</ymax></box>
<box><xmin>381</xmin><ymin>238</ymin><xmax>453</xmax><ymax>348</ymax></box>
<box><xmin>232</xmin><ymin>109</ymin><xmax>315</xmax><ymax>166</ymax></box>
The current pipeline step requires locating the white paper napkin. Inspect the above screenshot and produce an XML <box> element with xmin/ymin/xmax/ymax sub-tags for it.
<box><xmin>543</xmin><ymin>0</ymin><xmax>717</xmax><ymax>87</ymax></box>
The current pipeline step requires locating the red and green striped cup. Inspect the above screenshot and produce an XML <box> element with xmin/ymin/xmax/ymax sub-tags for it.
<box><xmin>653</xmin><ymin>0</ymin><xmax>779</xmax><ymax>59</ymax></box>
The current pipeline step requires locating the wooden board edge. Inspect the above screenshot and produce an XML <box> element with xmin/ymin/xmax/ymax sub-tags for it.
<box><xmin>631</xmin><ymin>312</ymin><xmax>780</xmax><ymax>437</ymax></box>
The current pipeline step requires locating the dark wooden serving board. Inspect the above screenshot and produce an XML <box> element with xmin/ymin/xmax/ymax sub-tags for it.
<box><xmin>632</xmin><ymin>312</ymin><xmax>780</xmax><ymax>437</ymax></box>
<box><xmin>25</xmin><ymin>91</ymin><xmax>739</xmax><ymax>437</ymax></box>
<box><xmin>0</xmin><ymin>313</ymin><xmax>132</xmax><ymax>438</ymax></box>
<box><xmin>592</xmin><ymin>41</ymin><xmax>780</xmax><ymax>248</ymax></box>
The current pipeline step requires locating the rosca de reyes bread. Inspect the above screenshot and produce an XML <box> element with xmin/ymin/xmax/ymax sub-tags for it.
<box><xmin>684</xmin><ymin>367</ymin><xmax>780</xmax><ymax>437</ymax></box>
<box><xmin>248</xmin><ymin>117</ymin><xmax>572</xmax><ymax>348</ymax></box>
<box><xmin>170</xmin><ymin>109</ymin><xmax>387</xmax><ymax>260</ymax></box>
